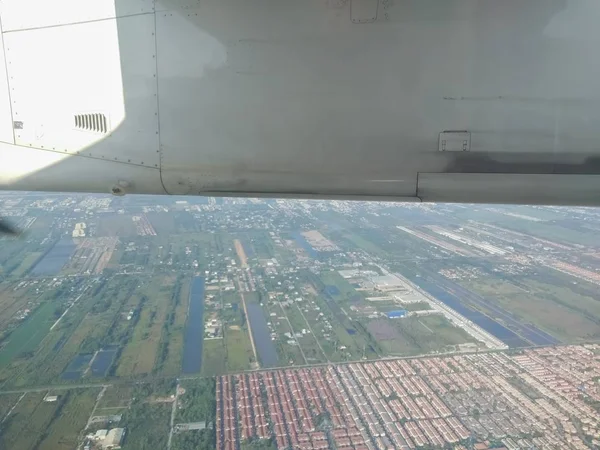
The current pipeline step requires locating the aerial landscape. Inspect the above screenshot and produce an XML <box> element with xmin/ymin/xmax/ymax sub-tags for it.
<box><xmin>0</xmin><ymin>193</ymin><xmax>598</xmax><ymax>449</ymax></box>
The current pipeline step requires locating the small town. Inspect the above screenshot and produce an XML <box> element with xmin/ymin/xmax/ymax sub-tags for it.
<box><xmin>217</xmin><ymin>345</ymin><xmax>600</xmax><ymax>450</ymax></box>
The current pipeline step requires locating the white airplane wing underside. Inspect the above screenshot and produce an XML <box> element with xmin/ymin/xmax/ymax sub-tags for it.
<box><xmin>1</xmin><ymin>0</ymin><xmax>600</xmax><ymax>204</ymax></box>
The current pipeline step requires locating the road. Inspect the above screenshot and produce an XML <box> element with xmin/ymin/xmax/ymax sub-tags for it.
<box><xmin>166</xmin><ymin>382</ymin><xmax>181</xmax><ymax>450</ymax></box>
<box><xmin>1</xmin><ymin>392</ymin><xmax>26</xmax><ymax>424</ymax></box>
<box><xmin>237</xmin><ymin>282</ymin><xmax>259</xmax><ymax>365</ymax></box>
<box><xmin>0</xmin><ymin>383</ymin><xmax>110</xmax><ymax>396</ymax></box>
<box><xmin>50</xmin><ymin>290</ymin><xmax>87</xmax><ymax>331</ymax></box>
<box><xmin>2</xmin><ymin>341</ymin><xmax>596</xmax><ymax>396</ymax></box>
<box><xmin>85</xmin><ymin>385</ymin><xmax>108</xmax><ymax>429</ymax></box>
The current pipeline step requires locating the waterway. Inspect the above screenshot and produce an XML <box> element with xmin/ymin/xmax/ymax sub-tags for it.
<box><xmin>30</xmin><ymin>239</ymin><xmax>76</xmax><ymax>276</ymax></box>
<box><xmin>407</xmin><ymin>275</ymin><xmax>530</xmax><ymax>348</ymax></box>
<box><xmin>431</xmin><ymin>274</ymin><xmax>560</xmax><ymax>346</ymax></box>
<box><xmin>182</xmin><ymin>277</ymin><xmax>205</xmax><ymax>374</ymax></box>
<box><xmin>245</xmin><ymin>302</ymin><xmax>279</xmax><ymax>367</ymax></box>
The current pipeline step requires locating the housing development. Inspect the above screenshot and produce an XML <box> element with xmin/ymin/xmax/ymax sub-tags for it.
<box><xmin>0</xmin><ymin>193</ymin><xmax>599</xmax><ymax>450</ymax></box>
<box><xmin>217</xmin><ymin>345</ymin><xmax>600</xmax><ymax>450</ymax></box>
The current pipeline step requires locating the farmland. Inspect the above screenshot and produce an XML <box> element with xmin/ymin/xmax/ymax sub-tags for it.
<box><xmin>0</xmin><ymin>200</ymin><xmax>598</xmax><ymax>381</ymax></box>
<box><xmin>0</xmin><ymin>194</ymin><xmax>599</xmax><ymax>449</ymax></box>
<box><xmin>461</xmin><ymin>275</ymin><xmax>600</xmax><ymax>342</ymax></box>
<box><xmin>0</xmin><ymin>389</ymin><xmax>100</xmax><ymax>450</ymax></box>
<box><xmin>116</xmin><ymin>276</ymin><xmax>177</xmax><ymax>376</ymax></box>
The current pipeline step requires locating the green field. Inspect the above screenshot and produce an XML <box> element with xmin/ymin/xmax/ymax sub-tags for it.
<box><xmin>35</xmin><ymin>389</ymin><xmax>99</xmax><ymax>450</ymax></box>
<box><xmin>96</xmin><ymin>384</ymin><xmax>134</xmax><ymax>411</ymax></box>
<box><xmin>0</xmin><ymin>299</ymin><xmax>58</xmax><ymax>367</ymax></box>
<box><xmin>200</xmin><ymin>339</ymin><xmax>226</xmax><ymax>376</ymax></box>
<box><xmin>297</xmin><ymin>270</ymin><xmax>380</xmax><ymax>361</ymax></box>
<box><xmin>157</xmin><ymin>276</ymin><xmax>191</xmax><ymax>376</ymax></box>
<box><xmin>116</xmin><ymin>278</ymin><xmax>174</xmax><ymax>376</ymax></box>
<box><xmin>0</xmin><ymin>389</ymin><xmax>100</xmax><ymax>450</ymax></box>
<box><xmin>500</xmin><ymin>220</ymin><xmax>599</xmax><ymax>246</ymax></box>
<box><xmin>0</xmin><ymin>392</ymin><xmax>60</xmax><ymax>449</ymax></box>
<box><xmin>225</xmin><ymin>327</ymin><xmax>254</xmax><ymax>372</ymax></box>
<box><xmin>0</xmin><ymin>393</ymin><xmax>22</xmax><ymax>419</ymax></box>
<box><xmin>463</xmin><ymin>277</ymin><xmax>600</xmax><ymax>342</ymax></box>
<box><xmin>0</xmin><ymin>227</ymin><xmax>236</xmax><ymax>386</ymax></box>
<box><xmin>330</xmin><ymin>229</ymin><xmax>387</xmax><ymax>256</ymax></box>
<box><xmin>0</xmin><ymin>286</ymin><xmax>22</xmax><ymax>330</ymax></box>
<box><xmin>0</xmin><ymin>275</ymin><xmax>159</xmax><ymax>387</ymax></box>
<box><xmin>277</xmin><ymin>300</ymin><xmax>329</xmax><ymax>364</ymax></box>
<box><xmin>10</xmin><ymin>252</ymin><xmax>43</xmax><ymax>277</ymax></box>
<box><xmin>236</xmin><ymin>231</ymin><xmax>276</xmax><ymax>260</ymax></box>
<box><xmin>319</xmin><ymin>270</ymin><xmax>363</xmax><ymax>303</ymax></box>
<box><xmin>0</xmin><ymin>380</ymin><xmax>216</xmax><ymax>450</ymax></box>
<box><xmin>373</xmin><ymin>315</ymin><xmax>476</xmax><ymax>356</ymax></box>
<box><xmin>525</xmin><ymin>277</ymin><xmax>600</xmax><ymax>320</ymax></box>
<box><xmin>197</xmin><ymin>289</ymin><xmax>257</xmax><ymax>374</ymax></box>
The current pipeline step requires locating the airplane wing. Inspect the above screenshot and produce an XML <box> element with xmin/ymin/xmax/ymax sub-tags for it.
<box><xmin>1</xmin><ymin>0</ymin><xmax>600</xmax><ymax>205</ymax></box>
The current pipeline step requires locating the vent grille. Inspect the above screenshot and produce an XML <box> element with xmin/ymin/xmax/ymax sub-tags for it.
<box><xmin>74</xmin><ymin>113</ymin><xmax>108</xmax><ymax>133</ymax></box>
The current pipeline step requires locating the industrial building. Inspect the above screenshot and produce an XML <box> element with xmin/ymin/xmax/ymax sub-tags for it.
<box><xmin>102</xmin><ymin>428</ymin><xmax>125</xmax><ymax>449</ymax></box>
<box><xmin>386</xmin><ymin>310</ymin><xmax>408</xmax><ymax>319</ymax></box>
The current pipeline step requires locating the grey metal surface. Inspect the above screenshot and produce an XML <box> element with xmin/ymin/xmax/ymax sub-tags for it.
<box><xmin>0</xmin><ymin>0</ymin><xmax>600</xmax><ymax>205</ymax></box>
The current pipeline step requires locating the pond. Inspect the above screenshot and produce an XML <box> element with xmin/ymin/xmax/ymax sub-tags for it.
<box><xmin>31</xmin><ymin>239</ymin><xmax>76</xmax><ymax>276</ymax></box>
<box><xmin>245</xmin><ymin>302</ymin><xmax>279</xmax><ymax>368</ymax></box>
<box><xmin>182</xmin><ymin>277</ymin><xmax>205</xmax><ymax>374</ymax></box>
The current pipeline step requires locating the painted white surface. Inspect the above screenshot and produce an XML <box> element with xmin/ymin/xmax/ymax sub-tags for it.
<box><xmin>0</xmin><ymin>142</ymin><xmax>165</xmax><ymax>194</ymax></box>
<box><xmin>0</xmin><ymin>0</ymin><xmax>153</xmax><ymax>32</ymax></box>
<box><xmin>0</xmin><ymin>25</ymin><xmax>13</xmax><ymax>144</ymax></box>
<box><xmin>4</xmin><ymin>14</ymin><xmax>159</xmax><ymax>166</ymax></box>
<box><xmin>156</xmin><ymin>0</ymin><xmax>600</xmax><ymax>197</ymax></box>
<box><xmin>1</xmin><ymin>0</ymin><xmax>600</xmax><ymax>203</ymax></box>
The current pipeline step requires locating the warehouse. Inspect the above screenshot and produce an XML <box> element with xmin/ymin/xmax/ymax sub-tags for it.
<box><xmin>102</xmin><ymin>428</ymin><xmax>125</xmax><ymax>449</ymax></box>
<box><xmin>386</xmin><ymin>310</ymin><xmax>407</xmax><ymax>319</ymax></box>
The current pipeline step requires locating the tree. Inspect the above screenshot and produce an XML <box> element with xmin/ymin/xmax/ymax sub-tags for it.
<box><xmin>54</xmin><ymin>306</ymin><xmax>65</xmax><ymax>318</ymax></box>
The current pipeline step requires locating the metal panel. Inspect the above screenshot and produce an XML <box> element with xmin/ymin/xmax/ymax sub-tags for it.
<box><xmin>1</xmin><ymin>0</ymin><xmax>598</xmax><ymax>202</ymax></box>
<box><xmin>0</xmin><ymin>0</ymin><xmax>154</xmax><ymax>32</ymax></box>
<box><xmin>417</xmin><ymin>173</ymin><xmax>600</xmax><ymax>206</ymax></box>
<box><xmin>155</xmin><ymin>3</ymin><xmax>419</xmax><ymax>196</ymax></box>
<box><xmin>154</xmin><ymin>0</ymin><xmax>201</xmax><ymax>11</ymax></box>
<box><xmin>438</xmin><ymin>131</ymin><xmax>470</xmax><ymax>152</ymax></box>
<box><xmin>4</xmin><ymin>14</ymin><xmax>159</xmax><ymax>167</ymax></box>
<box><xmin>155</xmin><ymin>0</ymin><xmax>600</xmax><ymax>197</ymax></box>
<box><xmin>0</xmin><ymin>24</ymin><xmax>14</xmax><ymax>144</ymax></box>
<box><xmin>0</xmin><ymin>142</ymin><xmax>166</xmax><ymax>194</ymax></box>
<box><xmin>351</xmin><ymin>0</ymin><xmax>378</xmax><ymax>24</ymax></box>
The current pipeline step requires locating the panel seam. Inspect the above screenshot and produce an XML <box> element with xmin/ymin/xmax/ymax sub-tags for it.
<box><xmin>0</xmin><ymin>14</ymin><xmax>16</xmax><ymax>144</ymax></box>
<box><xmin>415</xmin><ymin>171</ymin><xmax>423</xmax><ymax>201</ymax></box>
<box><xmin>4</xmin><ymin>144</ymin><xmax>161</xmax><ymax>169</ymax></box>
<box><xmin>1</xmin><ymin>11</ymin><xmax>154</xmax><ymax>34</ymax></box>
<box><xmin>153</xmin><ymin>5</ymin><xmax>169</xmax><ymax>195</ymax></box>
